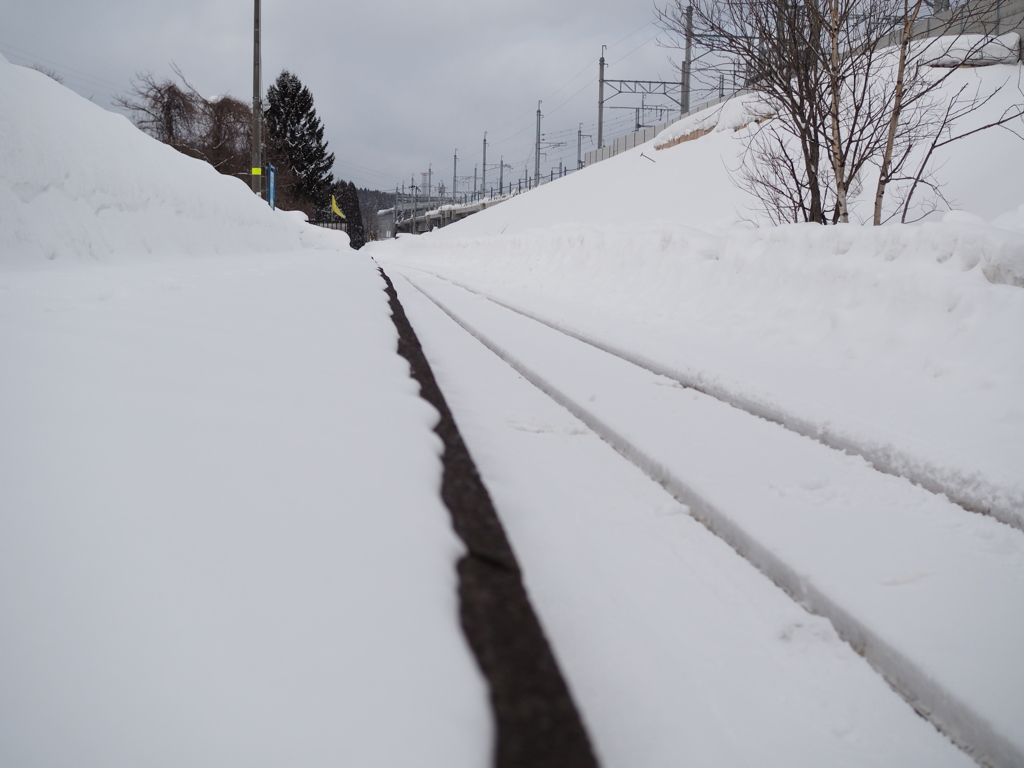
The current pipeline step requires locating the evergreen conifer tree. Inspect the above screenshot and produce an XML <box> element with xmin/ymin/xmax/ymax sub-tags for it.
<box><xmin>324</xmin><ymin>179</ymin><xmax>366</xmax><ymax>249</ymax></box>
<box><xmin>342</xmin><ymin>181</ymin><xmax>366</xmax><ymax>249</ymax></box>
<box><xmin>265</xmin><ymin>71</ymin><xmax>334</xmax><ymax>216</ymax></box>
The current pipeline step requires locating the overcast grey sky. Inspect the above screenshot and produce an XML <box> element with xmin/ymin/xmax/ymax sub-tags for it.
<box><xmin>1</xmin><ymin>1</ymin><xmax>699</xmax><ymax>192</ymax></box>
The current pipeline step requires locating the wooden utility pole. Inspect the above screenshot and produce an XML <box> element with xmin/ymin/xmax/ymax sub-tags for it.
<box><xmin>251</xmin><ymin>0</ymin><xmax>262</xmax><ymax>197</ymax></box>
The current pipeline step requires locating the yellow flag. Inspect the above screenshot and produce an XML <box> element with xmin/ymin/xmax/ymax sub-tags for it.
<box><xmin>331</xmin><ymin>194</ymin><xmax>346</xmax><ymax>219</ymax></box>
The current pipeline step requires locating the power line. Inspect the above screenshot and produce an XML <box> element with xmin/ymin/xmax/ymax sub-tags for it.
<box><xmin>0</xmin><ymin>40</ymin><xmax>126</xmax><ymax>104</ymax></box>
<box><xmin>0</xmin><ymin>38</ymin><xmax>126</xmax><ymax>92</ymax></box>
<box><xmin>455</xmin><ymin>24</ymin><xmax>661</xmax><ymax>156</ymax></box>
<box><xmin>546</xmin><ymin>75</ymin><xmax>598</xmax><ymax>118</ymax></box>
<box><xmin>541</xmin><ymin>56</ymin><xmax>599</xmax><ymax>103</ymax></box>
<box><xmin>610</xmin><ymin>32</ymin><xmax>662</xmax><ymax>67</ymax></box>
<box><xmin>607</xmin><ymin>20</ymin><xmax>657</xmax><ymax>50</ymax></box>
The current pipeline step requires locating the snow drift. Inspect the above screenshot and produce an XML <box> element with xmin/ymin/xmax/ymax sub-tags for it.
<box><xmin>1</xmin><ymin>52</ymin><xmax>489</xmax><ymax>768</ymax></box>
<box><xmin>0</xmin><ymin>53</ymin><xmax>346</xmax><ymax>264</ymax></box>
<box><xmin>376</xmin><ymin>53</ymin><xmax>1024</xmax><ymax>529</ymax></box>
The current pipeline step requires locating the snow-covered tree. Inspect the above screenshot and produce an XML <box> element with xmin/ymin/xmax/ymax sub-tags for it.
<box><xmin>265</xmin><ymin>71</ymin><xmax>335</xmax><ymax>217</ymax></box>
<box><xmin>342</xmin><ymin>181</ymin><xmax>366</xmax><ymax>249</ymax></box>
<box><xmin>324</xmin><ymin>179</ymin><xmax>366</xmax><ymax>249</ymax></box>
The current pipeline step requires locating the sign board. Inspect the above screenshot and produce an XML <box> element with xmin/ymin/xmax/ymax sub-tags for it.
<box><xmin>268</xmin><ymin>164</ymin><xmax>277</xmax><ymax>210</ymax></box>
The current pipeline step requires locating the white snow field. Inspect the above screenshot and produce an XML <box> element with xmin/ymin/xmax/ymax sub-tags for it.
<box><xmin>2</xmin><ymin>32</ymin><xmax>1023</xmax><ymax>768</ymax></box>
<box><xmin>378</xmin><ymin>62</ymin><xmax>1024</xmax><ymax>532</ymax></box>
<box><xmin>373</xmin><ymin>46</ymin><xmax>1024</xmax><ymax>768</ymax></box>
<box><xmin>1</xmin><ymin>56</ymin><xmax>490</xmax><ymax>768</ymax></box>
<box><xmin>394</xmin><ymin>268</ymin><xmax>1022</xmax><ymax>768</ymax></box>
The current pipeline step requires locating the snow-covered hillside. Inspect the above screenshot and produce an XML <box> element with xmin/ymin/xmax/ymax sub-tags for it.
<box><xmin>0</xmin><ymin>54</ymin><xmax>345</xmax><ymax>263</ymax></box>
<box><xmin>372</xmin><ymin>53</ymin><xmax>1024</xmax><ymax>768</ymax></box>
<box><xmin>376</xmin><ymin>58</ymin><xmax>1024</xmax><ymax>531</ymax></box>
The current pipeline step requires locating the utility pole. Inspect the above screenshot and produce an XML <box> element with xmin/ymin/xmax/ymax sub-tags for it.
<box><xmin>453</xmin><ymin>150</ymin><xmax>457</xmax><ymax>205</ymax></box>
<box><xmin>577</xmin><ymin>123</ymin><xmax>592</xmax><ymax>170</ymax></box>
<box><xmin>482</xmin><ymin>132</ymin><xmax>487</xmax><ymax>199</ymax></box>
<box><xmin>428</xmin><ymin>164</ymin><xmax>432</xmax><ymax>199</ymax></box>
<box><xmin>681</xmin><ymin>5</ymin><xmax>693</xmax><ymax>115</ymax></box>
<box><xmin>499</xmin><ymin>156</ymin><xmax>512</xmax><ymax>194</ymax></box>
<box><xmin>251</xmin><ymin>0</ymin><xmax>262</xmax><ymax>197</ymax></box>
<box><xmin>597</xmin><ymin>46</ymin><xmax>606</xmax><ymax>149</ymax></box>
<box><xmin>534</xmin><ymin>101</ymin><xmax>542</xmax><ymax>188</ymax></box>
<box><xmin>474</xmin><ymin>166</ymin><xmax>477</xmax><ymax>200</ymax></box>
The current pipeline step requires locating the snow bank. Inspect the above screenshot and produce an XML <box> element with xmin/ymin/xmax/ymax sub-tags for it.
<box><xmin>655</xmin><ymin>92</ymin><xmax>775</xmax><ymax>147</ymax></box>
<box><xmin>0</xmin><ymin>253</ymin><xmax>488</xmax><ymax>768</ymax></box>
<box><xmin>651</xmin><ymin>33</ymin><xmax>1022</xmax><ymax>151</ymax></box>
<box><xmin>401</xmin><ymin>268</ymin><xmax>1024</xmax><ymax>768</ymax></box>
<box><xmin>395</xmin><ymin>270</ymin><xmax>982</xmax><ymax>768</ymax></box>
<box><xmin>380</xmin><ymin>215</ymin><xmax>1024</xmax><ymax>526</ymax></box>
<box><xmin>0</xmin><ymin>52</ymin><xmax>487</xmax><ymax>768</ymax></box>
<box><xmin>418</xmin><ymin>66</ymin><xmax>1024</xmax><ymax>238</ymax></box>
<box><xmin>921</xmin><ymin>32</ymin><xmax>1021</xmax><ymax>68</ymax></box>
<box><xmin>375</xmin><ymin>60</ymin><xmax>1024</xmax><ymax>529</ymax></box>
<box><xmin>0</xmin><ymin>54</ymin><xmax>346</xmax><ymax>264</ymax></box>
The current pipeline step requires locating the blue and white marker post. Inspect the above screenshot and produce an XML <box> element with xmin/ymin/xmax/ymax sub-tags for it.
<box><xmin>268</xmin><ymin>164</ymin><xmax>276</xmax><ymax>210</ymax></box>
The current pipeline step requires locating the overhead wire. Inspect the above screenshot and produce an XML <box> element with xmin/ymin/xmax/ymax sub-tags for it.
<box><xmin>472</xmin><ymin>20</ymin><xmax>657</xmax><ymax>154</ymax></box>
<box><xmin>1</xmin><ymin>26</ymin><xmax>671</xmax><ymax>193</ymax></box>
<box><xmin>609</xmin><ymin>32</ymin><xmax>662</xmax><ymax>67</ymax></box>
<box><xmin>0</xmin><ymin>38</ymin><xmax>126</xmax><ymax>104</ymax></box>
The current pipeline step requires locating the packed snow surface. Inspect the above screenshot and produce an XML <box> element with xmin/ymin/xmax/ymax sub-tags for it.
<box><xmin>921</xmin><ymin>32</ymin><xmax>1022</xmax><ymax>67</ymax></box>
<box><xmin>377</xmin><ymin>62</ymin><xmax>1024</xmax><ymax>532</ymax></box>
<box><xmin>371</xmin><ymin>45</ymin><xmax>1024</xmax><ymax>766</ymax></box>
<box><xmin>3</xmin><ymin>35</ymin><xmax>1024</xmax><ymax>768</ymax></box>
<box><xmin>0</xmin><ymin>54</ymin><xmax>490</xmax><ymax>768</ymax></box>
<box><xmin>395</xmin><ymin>268</ymin><xmax>1024</xmax><ymax>768</ymax></box>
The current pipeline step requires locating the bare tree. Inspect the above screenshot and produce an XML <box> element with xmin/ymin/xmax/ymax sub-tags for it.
<box><xmin>117</xmin><ymin>65</ymin><xmax>253</xmax><ymax>180</ymax></box>
<box><xmin>734</xmin><ymin>119</ymin><xmax>818</xmax><ymax>224</ymax></box>
<box><xmin>200</xmin><ymin>94</ymin><xmax>253</xmax><ymax>178</ymax></box>
<box><xmin>656</xmin><ymin>0</ymin><xmax>1023</xmax><ymax>225</ymax></box>
<box><xmin>871</xmin><ymin>9</ymin><xmax>1024</xmax><ymax>222</ymax></box>
<box><xmin>892</xmin><ymin>67</ymin><xmax>1024</xmax><ymax>221</ymax></box>
<box><xmin>31</xmin><ymin>65</ymin><xmax>64</xmax><ymax>84</ymax></box>
<box><xmin>117</xmin><ymin>66</ymin><xmax>204</xmax><ymax>158</ymax></box>
<box><xmin>658</xmin><ymin>0</ymin><xmax>833</xmax><ymax>221</ymax></box>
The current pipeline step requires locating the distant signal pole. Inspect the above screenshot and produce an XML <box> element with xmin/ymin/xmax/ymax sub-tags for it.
<box><xmin>251</xmin><ymin>0</ymin><xmax>262</xmax><ymax>197</ymax></box>
<box><xmin>534</xmin><ymin>101</ymin><xmax>542</xmax><ymax>187</ymax></box>
<box><xmin>578</xmin><ymin>123</ymin><xmax>592</xmax><ymax>170</ymax></box>
<box><xmin>598</xmin><ymin>46</ymin><xmax>606</xmax><ymax>149</ymax></box>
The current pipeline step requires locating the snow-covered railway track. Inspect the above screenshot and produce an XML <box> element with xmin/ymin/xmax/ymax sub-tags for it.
<box><xmin>395</xmin><ymin>267</ymin><xmax>1024</xmax><ymax>768</ymax></box>
<box><xmin>398</xmin><ymin>266</ymin><xmax>1023</xmax><ymax>535</ymax></box>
